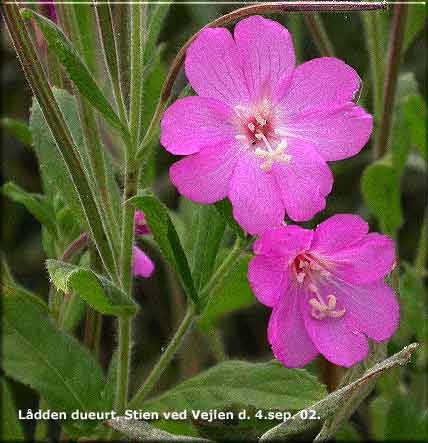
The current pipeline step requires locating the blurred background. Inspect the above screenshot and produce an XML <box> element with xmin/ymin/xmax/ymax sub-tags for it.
<box><xmin>1</xmin><ymin>3</ymin><xmax>427</xmax><ymax>441</ymax></box>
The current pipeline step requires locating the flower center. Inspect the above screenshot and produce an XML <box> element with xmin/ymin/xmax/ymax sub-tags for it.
<box><xmin>292</xmin><ymin>253</ymin><xmax>346</xmax><ymax>321</ymax></box>
<box><xmin>234</xmin><ymin>101</ymin><xmax>291</xmax><ymax>172</ymax></box>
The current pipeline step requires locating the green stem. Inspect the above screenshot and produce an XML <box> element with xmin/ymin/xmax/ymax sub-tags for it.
<box><xmin>129</xmin><ymin>304</ymin><xmax>196</xmax><ymax>408</ymax></box>
<box><xmin>362</xmin><ymin>12</ymin><xmax>384</xmax><ymax>127</ymax></box>
<box><xmin>1</xmin><ymin>2</ymin><xmax>119</xmax><ymax>282</ymax></box>
<box><xmin>375</xmin><ymin>4</ymin><xmax>408</xmax><ymax>159</ymax></box>
<box><xmin>303</xmin><ymin>13</ymin><xmax>335</xmax><ymax>57</ymax></box>
<box><xmin>129</xmin><ymin>3</ymin><xmax>145</xmax><ymax>146</ymax></box>
<box><xmin>115</xmin><ymin>317</ymin><xmax>132</xmax><ymax>415</ymax></box>
<box><xmin>95</xmin><ymin>3</ymin><xmax>128</xmax><ymax>127</ymax></box>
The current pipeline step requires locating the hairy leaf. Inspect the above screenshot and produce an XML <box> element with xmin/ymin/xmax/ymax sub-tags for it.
<box><xmin>47</xmin><ymin>259</ymin><xmax>137</xmax><ymax>317</ymax></box>
<box><xmin>143</xmin><ymin>360</ymin><xmax>327</xmax><ymax>413</ymax></box>
<box><xmin>2</xmin><ymin>292</ymin><xmax>105</xmax><ymax>437</ymax></box>
<box><xmin>144</xmin><ymin>3</ymin><xmax>171</xmax><ymax>64</ymax></box>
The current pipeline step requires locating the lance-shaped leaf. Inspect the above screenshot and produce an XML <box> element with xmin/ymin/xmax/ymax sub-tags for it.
<box><xmin>142</xmin><ymin>360</ymin><xmax>327</xmax><ymax>413</ymax></box>
<box><xmin>2</xmin><ymin>291</ymin><xmax>106</xmax><ymax>437</ymax></box>
<box><xmin>47</xmin><ymin>259</ymin><xmax>137</xmax><ymax>317</ymax></box>
<box><xmin>190</xmin><ymin>203</ymin><xmax>225</xmax><ymax>292</ymax></box>
<box><xmin>130</xmin><ymin>195</ymin><xmax>198</xmax><ymax>307</ymax></box>
<box><xmin>2</xmin><ymin>182</ymin><xmax>56</xmax><ymax>233</ymax></box>
<box><xmin>260</xmin><ymin>343</ymin><xmax>419</xmax><ymax>441</ymax></box>
<box><xmin>21</xmin><ymin>9</ymin><xmax>127</xmax><ymax>135</ymax></box>
<box><xmin>144</xmin><ymin>3</ymin><xmax>171</xmax><ymax>64</ymax></box>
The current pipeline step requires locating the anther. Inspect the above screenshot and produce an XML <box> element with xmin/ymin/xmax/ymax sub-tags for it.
<box><xmin>248</xmin><ymin>123</ymin><xmax>256</xmax><ymax>132</ymax></box>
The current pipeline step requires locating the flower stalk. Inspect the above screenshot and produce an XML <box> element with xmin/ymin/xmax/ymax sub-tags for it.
<box><xmin>303</xmin><ymin>13</ymin><xmax>335</xmax><ymax>57</ymax></box>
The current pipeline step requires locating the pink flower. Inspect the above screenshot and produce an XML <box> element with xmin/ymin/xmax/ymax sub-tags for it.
<box><xmin>132</xmin><ymin>211</ymin><xmax>154</xmax><ymax>278</ymax></box>
<box><xmin>132</xmin><ymin>246</ymin><xmax>154</xmax><ymax>278</ymax></box>
<box><xmin>161</xmin><ymin>16</ymin><xmax>372</xmax><ymax>235</ymax></box>
<box><xmin>248</xmin><ymin>215</ymin><xmax>399</xmax><ymax>368</ymax></box>
<box><xmin>134</xmin><ymin>211</ymin><xmax>150</xmax><ymax>236</ymax></box>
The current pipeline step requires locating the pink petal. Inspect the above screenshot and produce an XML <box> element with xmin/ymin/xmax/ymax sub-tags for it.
<box><xmin>328</xmin><ymin>233</ymin><xmax>396</xmax><ymax>284</ymax></box>
<box><xmin>228</xmin><ymin>153</ymin><xmax>284</xmax><ymax>235</ymax></box>
<box><xmin>273</xmin><ymin>142</ymin><xmax>333</xmax><ymax>222</ymax></box>
<box><xmin>284</xmin><ymin>102</ymin><xmax>373</xmax><ymax>161</ymax></box>
<box><xmin>185</xmin><ymin>27</ymin><xmax>249</xmax><ymax>107</ymax></box>
<box><xmin>311</xmin><ymin>214</ymin><xmax>369</xmax><ymax>254</ymax></box>
<box><xmin>268</xmin><ymin>285</ymin><xmax>319</xmax><ymax>368</ymax></box>
<box><xmin>253</xmin><ymin>225</ymin><xmax>313</xmax><ymax>260</ymax></box>
<box><xmin>301</xmin><ymin>289</ymin><xmax>368</xmax><ymax>368</ymax></box>
<box><xmin>133</xmin><ymin>246</ymin><xmax>154</xmax><ymax>278</ymax></box>
<box><xmin>337</xmin><ymin>280</ymin><xmax>400</xmax><ymax>342</ymax></box>
<box><xmin>278</xmin><ymin>57</ymin><xmax>362</xmax><ymax>115</ymax></box>
<box><xmin>170</xmin><ymin>141</ymin><xmax>241</xmax><ymax>204</ymax></box>
<box><xmin>234</xmin><ymin>15</ymin><xmax>295</xmax><ymax>101</ymax></box>
<box><xmin>161</xmin><ymin>96</ymin><xmax>235</xmax><ymax>155</ymax></box>
<box><xmin>247</xmin><ymin>255</ymin><xmax>287</xmax><ymax>307</ymax></box>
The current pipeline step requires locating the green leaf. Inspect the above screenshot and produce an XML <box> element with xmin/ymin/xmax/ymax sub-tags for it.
<box><xmin>1</xmin><ymin>117</ymin><xmax>32</xmax><ymax>146</ymax></box>
<box><xmin>2</xmin><ymin>182</ymin><xmax>56</xmax><ymax>233</ymax></box>
<box><xmin>215</xmin><ymin>199</ymin><xmax>246</xmax><ymax>239</ymax></box>
<box><xmin>143</xmin><ymin>361</ymin><xmax>327</xmax><ymax>413</ymax></box>
<box><xmin>403</xmin><ymin>94</ymin><xmax>427</xmax><ymax>161</ymax></box>
<box><xmin>2</xmin><ymin>292</ymin><xmax>105</xmax><ymax>437</ymax></box>
<box><xmin>198</xmin><ymin>252</ymin><xmax>255</xmax><ymax>330</ymax></box>
<box><xmin>47</xmin><ymin>259</ymin><xmax>137</xmax><ymax>317</ymax></box>
<box><xmin>397</xmin><ymin>265</ymin><xmax>426</xmax><ymax>342</ymax></box>
<box><xmin>130</xmin><ymin>195</ymin><xmax>199</xmax><ymax>307</ymax></box>
<box><xmin>190</xmin><ymin>204</ymin><xmax>225</xmax><ymax>291</ymax></box>
<box><xmin>72</xmin><ymin>4</ymin><xmax>97</xmax><ymax>74</ymax></box>
<box><xmin>22</xmin><ymin>9</ymin><xmax>126</xmax><ymax>135</ymax></box>
<box><xmin>144</xmin><ymin>3</ymin><xmax>171</xmax><ymax>64</ymax></box>
<box><xmin>385</xmin><ymin>393</ymin><xmax>426</xmax><ymax>440</ymax></box>
<box><xmin>1</xmin><ymin>378</ymin><xmax>25</xmax><ymax>441</ymax></box>
<box><xmin>31</xmin><ymin>88</ymin><xmax>86</xmax><ymax>226</ymax></box>
<box><xmin>403</xmin><ymin>6</ymin><xmax>426</xmax><ymax>52</ymax></box>
<box><xmin>361</xmin><ymin>159</ymin><xmax>402</xmax><ymax>237</ymax></box>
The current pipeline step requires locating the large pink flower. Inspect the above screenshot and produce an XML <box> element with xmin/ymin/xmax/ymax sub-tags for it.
<box><xmin>248</xmin><ymin>215</ymin><xmax>399</xmax><ymax>368</ymax></box>
<box><xmin>161</xmin><ymin>16</ymin><xmax>373</xmax><ymax>235</ymax></box>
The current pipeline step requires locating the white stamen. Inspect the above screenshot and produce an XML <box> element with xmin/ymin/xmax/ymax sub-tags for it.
<box><xmin>235</xmin><ymin>134</ymin><xmax>247</xmax><ymax>141</ymax></box>
<box><xmin>309</xmin><ymin>293</ymin><xmax>346</xmax><ymax>320</ymax></box>
<box><xmin>254</xmin><ymin>136</ymin><xmax>292</xmax><ymax>172</ymax></box>
<box><xmin>248</xmin><ymin>123</ymin><xmax>256</xmax><ymax>132</ymax></box>
<box><xmin>255</xmin><ymin>113</ymin><xmax>267</xmax><ymax>126</ymax></box>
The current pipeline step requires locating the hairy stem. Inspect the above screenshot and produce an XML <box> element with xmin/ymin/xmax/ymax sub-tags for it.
<box><xmin>376</xmin><ymin>4</ymin><xmax>408</xmax><ymax>159</ymax></box>
<box><xmin>129</xmin><ymin>305</ymin><xmax>196</xmax><ymax>408</ymax></box>
<box><xmin>136</xmin><ymin>1</ymin><xmax>385</xmax><ymax>159</ymax></box>
<box><xmin>2</xmin><ymin>2</ymin><xmax>119</xmax><ymax>282</ymax></box>
<box><xmin>95</xmin><ymin>3</ymin><xmax>128</xmax><ymax>127</ymax></box>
